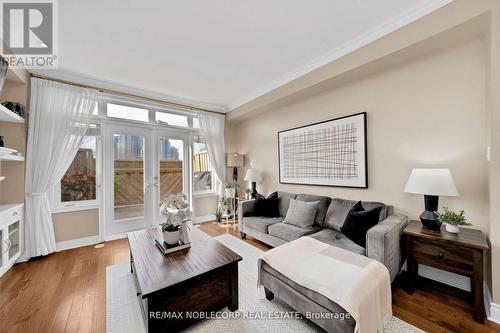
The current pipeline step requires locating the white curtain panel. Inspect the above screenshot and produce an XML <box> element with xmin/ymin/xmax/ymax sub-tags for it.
<box><xmin>25</xmin><ymin>78</ymin><xmax>98</xmax><ymax>258</ymax></box>
<box><xmin>198</xmin><ymin>111</ymin><xmax>226</xmax><ymax>196</ymax></box>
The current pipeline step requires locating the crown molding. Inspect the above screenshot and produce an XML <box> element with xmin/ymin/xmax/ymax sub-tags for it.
<box><xmin>28</xmin><ymin>69</ymin><xmax>228</xmax><ymax>113</ymax></box>
<box><xmin>226</xmin><ymin>0</ymin><xmax>453</xmax><ymax>111</ymax></box>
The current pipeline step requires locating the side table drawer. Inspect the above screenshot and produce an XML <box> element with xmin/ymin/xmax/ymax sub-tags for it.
<box><xmin>412</xmin><ymin>238</ymin><xmax>474</xmax><ymax>275</ymax></box>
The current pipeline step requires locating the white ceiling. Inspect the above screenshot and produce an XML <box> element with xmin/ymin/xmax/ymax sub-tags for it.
<box><xmin>39</xmin><ymin>0</ymin><xmax>450</xmax><ymax>112</ymax></box>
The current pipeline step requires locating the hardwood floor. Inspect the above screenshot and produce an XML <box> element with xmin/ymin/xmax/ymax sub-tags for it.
<box><xmin>0</xmin><ymin>238</ymin><xmax>129</xmax><ymax>333</ymax></box>
<box><xmin>0</xmin><ymin>221</ymin><xmax>499</xmax><ymax>333</ymax></box>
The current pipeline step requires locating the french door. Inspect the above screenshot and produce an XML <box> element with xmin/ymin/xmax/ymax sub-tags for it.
<box><xmin>103</xmin><ymin>124</ymin><xmax>189</xmax><ymax>236</ymax></box>
<box><xmin>152</xmin><ymin>129</ymin><xmax>189</xmax><ymax>224</ymax></box>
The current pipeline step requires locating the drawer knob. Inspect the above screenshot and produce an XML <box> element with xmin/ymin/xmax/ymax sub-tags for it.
<box><xmin>437</xmin><ymin>253</ymin><xmax>444</xmax><ymax>259</ymax></box>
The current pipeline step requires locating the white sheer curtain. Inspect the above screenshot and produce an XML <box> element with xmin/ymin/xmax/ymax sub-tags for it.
<box><xmin>25</xmin><ymin>78</ymin><xmax>98</xmax><ymax>258</ymax></box>
<box><xmin>198</xmin><ymin>111</ymin><xmax>226</xmax><ymax>196</ymax></box>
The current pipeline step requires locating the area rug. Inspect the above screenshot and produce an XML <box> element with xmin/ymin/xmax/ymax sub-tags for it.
<box><xmin>106</xmin><ymin>233</ymin><xmax>423</xmax><ymax>332</ymax></box>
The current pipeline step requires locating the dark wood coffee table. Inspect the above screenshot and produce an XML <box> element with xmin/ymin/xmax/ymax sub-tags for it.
<box><xmin>128</xmin><ymin>226</ymin><xmax>242</xmax><ymax>332</ymax></box>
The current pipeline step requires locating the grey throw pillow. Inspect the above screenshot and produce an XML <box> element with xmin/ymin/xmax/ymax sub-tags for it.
<box><xmin>283</xmin><ymin>199</ymin><xmax>319</xmax><ymax>230</ymax></box>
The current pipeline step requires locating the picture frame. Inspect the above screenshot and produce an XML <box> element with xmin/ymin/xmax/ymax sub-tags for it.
<box><xmin>278</xmin><ymin>112</ymin><xmax>367</xmax><ymax>188</ymax></box>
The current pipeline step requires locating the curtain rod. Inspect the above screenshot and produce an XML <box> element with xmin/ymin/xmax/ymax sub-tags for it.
<box><xmin>29</xmin><ymin>73</ymin><xmax>226</xmax><ymax>116</ymax></box>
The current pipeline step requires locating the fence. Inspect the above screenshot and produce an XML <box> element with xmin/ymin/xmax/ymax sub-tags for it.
<box><xmin>114</xmin><ymin>160</ymin><xmax>183</xmax><ymax>206</ymax></box>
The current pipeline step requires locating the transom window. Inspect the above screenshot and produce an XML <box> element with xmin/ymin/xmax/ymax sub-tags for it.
<box><xmin>107</xmin><ymin>103</ymin><xmax>149</xmax><ymax>122</ymax></box>
<box><xmin>155</xmin><ymin>112</ymin><xmax>188</xmax><ymax>127</ymax></box>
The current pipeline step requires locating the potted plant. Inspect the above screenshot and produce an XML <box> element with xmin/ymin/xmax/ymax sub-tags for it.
<box><xmin>215</xmin><ymin>205</ymin><xmax>223</xmax><ymax>222</ymax></box>
<box><xmin>225</xmin><ymin>181</ymin><xmax>239</xmax><ymax>198</ymax></box>
<box><xmin>436</xmin><ymin>207</ymin><xmax>471</xmax><ymax>233</ymax></box>
<box><xmin>159</xmin><ymin>193</ymin><xmax>192</xmax><ymax>245</ymax></box>
<box><xmin>244</xmin><ymin>188</ymin><xmax>251</xmax><ymax>199</ymax></box>
<box><xmin>216</xmin><ymin>196</ymin><xmax>229</xmax><ymax>221</ymax></box>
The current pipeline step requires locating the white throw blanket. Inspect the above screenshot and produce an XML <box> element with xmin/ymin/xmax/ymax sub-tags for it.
<box><xmin>258</xmin><ymin>236</ymin><xmax>392</xmax><ymax>333</ymax></box>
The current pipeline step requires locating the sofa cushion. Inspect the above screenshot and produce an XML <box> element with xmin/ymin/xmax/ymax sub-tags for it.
<box><xmin>283</xmin><ymin>199</ymin><xmax>319</xmax><ymax>230</ymax></box>
<box><xmin>307</xmin><ymin>229</ymin><xmax>365</xmax><ymax>255</ymax></box>
<box><xmin>254</xmin><ymin>192</ymin><xmax>279</xmax><ymax>217</ymax></box>
<box><xmin>244</xmin><ymin>216</ymin><xmax>284</xmax><ymax>234</ymax></box>
<box><xmin>341</xmin><ymin>203</ymin><xmax>383</xmax><ymax>248</ymax></box>
<box><xmin>268</xmin><ymin>223</ymin><xmax>319</xmax><ymax>242</ymax></box>
<box><xmin>296</xmin><ymin>194</ymin><xmax>331</xmax><ymax>226</ymax></box>
<box><xmin>324</xmin><ymin>198</ymin><xmax>388</xmax><ymax>231</ymax></box>
<box><xmin>278</xmin><ymin>191</ymin><xmax>297</xmax><ymax>217</ymax></box>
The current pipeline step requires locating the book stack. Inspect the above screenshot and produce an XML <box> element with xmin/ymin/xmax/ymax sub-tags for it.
<box><xmin>155</xmin><ymin>238</ymin><xmax>191</xmax><ymax>255</ymax></box>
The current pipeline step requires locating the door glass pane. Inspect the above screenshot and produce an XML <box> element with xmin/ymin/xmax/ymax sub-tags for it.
<box><xmin>159</xmin><ymin>138</ymin><xmax>183</xmax><ymax>200</ymax></box>
<box><xmin>8</xmin><ymin>221</ymin><xmax>20</xmax><ymax>259</ymax></box>
<box><xmin>114</xmin><ymin>134</ymin><xmax>145</xmax><ymax>220</ymax></box>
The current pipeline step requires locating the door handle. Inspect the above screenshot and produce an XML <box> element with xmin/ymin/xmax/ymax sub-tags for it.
<box><xmin>4</xmin><ymin>239</ymin><xmax>10</xmax><ymax>253</ymax></box>
<box><xmin>154</xmin><ymin>183</ymin><xmax>158</xmax><ymax>187</ymax></box>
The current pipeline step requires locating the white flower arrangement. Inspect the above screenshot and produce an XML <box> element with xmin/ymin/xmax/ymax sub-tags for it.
<box><xmin>159</xmin><ymin>193</ymin><xmax>192</xmax><ymax>232</ymax></box>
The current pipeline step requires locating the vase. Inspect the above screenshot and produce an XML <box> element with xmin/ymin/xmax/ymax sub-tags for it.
<box><xmin>163</xmin><ymin>230</ymin><xmax>181</xmax><ymax>245</ymax></box>
<box><xmin>445</xmin><ymin>224</ymin><xmax>459</xmax><ymax>234</ymax></box>
<box><xmin>225</xmin><ymin>188</ymin><xmax>235</xmax><ymax>198</ymax></box>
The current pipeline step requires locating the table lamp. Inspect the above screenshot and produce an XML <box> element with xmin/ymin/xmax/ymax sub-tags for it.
<box><xmin>244</xmin><ymin>168</ymin><xmax>262</xmax><ymax>199</ymax></box>
<box><xmin>404</xmin><ymin>168</ymin><xmax>459</xmax><ymax>229</ymax></box>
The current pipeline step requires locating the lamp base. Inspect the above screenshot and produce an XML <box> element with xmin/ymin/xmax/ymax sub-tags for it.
<box><xmin>420</xmin><ymin>211</ymin><xmax>442</xmax><ymax>229</ymax></box>
<box><xmin>419</xmin><ymin>195</ymin><xmax>442</xmax><ymax>230</ymax></box>
<box><xmin>250</xmin><ymin>182</ymin><xmax>257</xmax><ymax>199</ymax></box>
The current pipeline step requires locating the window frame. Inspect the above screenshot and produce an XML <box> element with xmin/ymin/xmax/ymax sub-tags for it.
<box><xmin>51</xmin><ymin>128</ymin><xmax>103</xmax><ymax>213</ymax></box>
<box><xmin>52</xmin><ymin>94</ymin><xmax>218</xmax><ymax>214</ymax></box>
<box><xmin>192</xmin><ymin>138</ymin><xmax>217</xmax><ymax>197</ymax></box>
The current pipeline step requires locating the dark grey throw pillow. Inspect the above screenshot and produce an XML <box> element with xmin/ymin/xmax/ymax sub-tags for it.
<box><xmin>341</xmin><ymin>201</ymin><xmax>382</xmax><ymax>248</ymax></box>
<box><xmin>283</xmin><ymin>199</ymin><xmax>319</xmax><ymax>230</ymax></box>
<box><xmin>253</xmin><ymin>192</ymin><xmax>280</xmax><ymax>217</ymax></box>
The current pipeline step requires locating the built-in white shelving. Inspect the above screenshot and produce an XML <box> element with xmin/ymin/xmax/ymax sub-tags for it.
<box><xmin>0</xmin><ymin>104</ymin><xmax>24</xmax><ymax>123</ymax></box>
<box><xmin>0</xmin><ymin>154</ymin><xmax>24</xmax><ymax>161</ymax></box>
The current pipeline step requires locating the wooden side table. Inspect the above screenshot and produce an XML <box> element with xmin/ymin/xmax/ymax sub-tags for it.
<box><xmin>404</xmin><ymin>220</ymin><xmax>489</xmax><ymax>323</ymax></box>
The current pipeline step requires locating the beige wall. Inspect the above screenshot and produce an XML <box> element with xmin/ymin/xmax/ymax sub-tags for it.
<box><xmin>228</xmin><ymin>36</ymin><xmax>488</xmax><ymax>228</ymax></box>
<box><xmin>52</xmin><ymin>209</ymin><xmax>99</xmax><ymax>242</ymax></box>
<box><xmin>227</xmin><ymin>0</ymin><xmax>500</xmax><ymax>305</ymax></box>
<box><xmin>487</xmin><ymin>2</ymin><xmax>500</xmax><ymax>305</ymax></box>
<box><xmin>193</xmin><ymin>195</ymin><xmax>218</xmax><ymax>218</ymax></box>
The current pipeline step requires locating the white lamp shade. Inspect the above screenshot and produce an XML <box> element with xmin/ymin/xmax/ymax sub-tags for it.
<box><xmin>404</xmin><ymin>168</ymin><xmax>459</xmax><ymax>196</ymax></box>
<box><xmin>244</xmin><ymin>168</ymin><xmax>262</xmax><ymax>182</ymax></box>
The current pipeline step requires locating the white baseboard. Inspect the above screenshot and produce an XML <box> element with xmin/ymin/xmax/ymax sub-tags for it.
<box><xmin>192</xmin><ymin>214</ymin><xmax>216</xmax><ymax>224</ymax></box>
<box><xmin>56</xmin><ymin>235</ymin><xmax>101</xmax><ymax>251</ymax></box>
<box><xmin>491</xmin><ymin>303</ymin><xmax>500</xmax><ymax>324</ymax></box>
<box><xmin>403</xmin><ymin>262</ymin><xmax>499</xmax><ymax>323</ymax></box>
<box><xmin>104</xmin><ymin>232</ymin><xmax>128</xmax><ymax>241</ymax></box>
<box><xmin>484</xmin><ymin>282</ymin><xmax>500</xmax><ymax>324</ymax></box>
<box><xmin>402</xmin><ymin>261</ymin><xmax>470</xmax><ymax>291</ymax></box>
<box><xmin>418</xmin><ymin>264</ymin><xmax>470</xmax><ymax>291</ymax></box>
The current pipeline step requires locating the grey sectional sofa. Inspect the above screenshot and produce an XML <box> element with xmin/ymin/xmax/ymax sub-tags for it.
<box><xmin>238</xmin><ymin>191</ymin><xmax>408</xmax><ymax>282</ymax></box>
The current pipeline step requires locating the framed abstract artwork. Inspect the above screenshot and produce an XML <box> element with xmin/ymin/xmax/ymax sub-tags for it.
<box><xmin>278</xmin><ymin>112</ymin><xmax>367</xmax><ymax>188</ymax></box>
